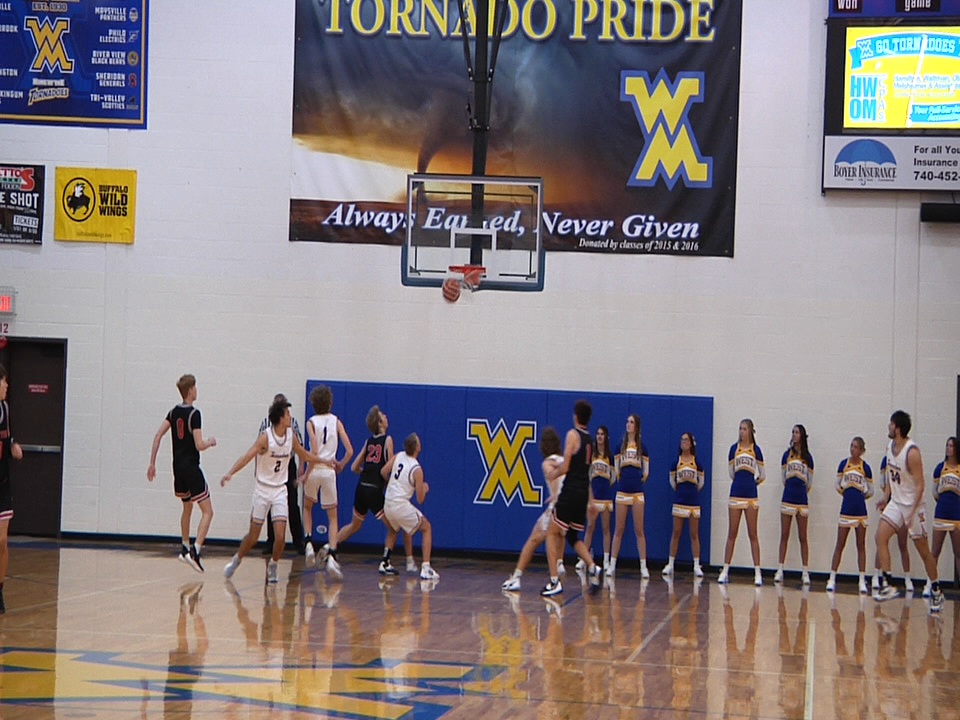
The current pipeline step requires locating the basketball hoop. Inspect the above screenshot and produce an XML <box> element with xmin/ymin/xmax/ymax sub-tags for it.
<box><xmin>448</xmin><ymin>265</ymin><xmax>485</xmax><ymax>292</ymax></box>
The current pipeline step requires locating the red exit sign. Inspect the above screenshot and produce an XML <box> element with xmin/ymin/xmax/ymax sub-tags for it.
<box><xmin>0</xmin><ymin>288</ymin><xmax>14</xmax><ymax>314</ymax></box>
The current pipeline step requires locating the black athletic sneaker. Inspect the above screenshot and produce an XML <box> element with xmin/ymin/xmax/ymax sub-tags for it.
<box><xmin>379</xmin><ymin>560</ymin><xmax>399</xmax><ymax>576</ymax></box>
<box><xmin>187</xmin><ymin>545</ymin><xmax>204</xmax><ymax>573</ymax></box>
<box><xmin>178</xmin><ymin>545</ymin><xmax>190</xmax><ymax>565</ymax></box>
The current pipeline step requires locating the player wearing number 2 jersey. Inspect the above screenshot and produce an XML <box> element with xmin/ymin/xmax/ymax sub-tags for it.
<box><xmin>221</xmin><ymin>396</ymin><xmax>331</xmax><ymax>584</ymax></box>
<box><xmin>874</xmin><ymin>410</ymin><xmax>944</xmax><ymax>612</ymax></box>
<box><xmin>147</xmin><ymin>374</ymin><xmax>217</xmax><ymax>574</ymax></box>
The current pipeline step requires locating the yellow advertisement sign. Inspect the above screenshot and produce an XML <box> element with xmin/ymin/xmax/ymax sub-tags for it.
<box><xmin>844</xmin><ymin>26</ymin><xmax>960</xmax><ymax>130</ymax></box>
<box><xmin>55</xmin><ymin>167</ymin><xmax>136</xmax><ymax>243</ymax></box>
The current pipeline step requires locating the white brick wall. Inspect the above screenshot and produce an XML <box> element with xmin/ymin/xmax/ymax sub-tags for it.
<box><xmin>2</xmin><ymin>0</ymin><xmax>958</xmax><ymax>578</ymax></box>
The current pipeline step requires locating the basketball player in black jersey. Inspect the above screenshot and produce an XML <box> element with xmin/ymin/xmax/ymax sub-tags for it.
<box><xmin>337</xmin><ymin>406</ymin><xmax>415</xmax><ymax>574</ymax></box>
<box><xmin>147</xmin><ymin>374</ymin><xmax>217</xmax><ymax>573</ymax></box>
<box><xmin>543</xmin><ymin>399</ymin><xmax>603</xmax><ymax>596</ymax></box>
<box><xmin>0</xmin><ymin>365</ymin><xmax>24</xmax><ymax>614</ymax></box>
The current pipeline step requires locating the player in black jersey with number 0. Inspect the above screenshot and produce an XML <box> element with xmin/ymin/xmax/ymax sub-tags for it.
<box><xmin>147</xmin><ymin>374</ymin><xmax>217</xmax><ymax>573</ymax></box>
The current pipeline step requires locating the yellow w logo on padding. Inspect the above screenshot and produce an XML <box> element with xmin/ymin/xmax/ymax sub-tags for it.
<box><xmin>621</xmin><ymin>69</ymin><xmax>712</xmax><ymax>190</ymax></box>
<box><xmin>25</xmin><ymin>17</ymin><xmax>74</xmax><ymax>73</ymax></box>
<box><xmin>468</xmin><ymin>419</ymin><xmax>541</xmax><ymax>507</ymax></box>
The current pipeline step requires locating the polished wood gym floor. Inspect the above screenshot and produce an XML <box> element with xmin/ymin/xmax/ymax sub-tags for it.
<box><xmin>0</xmin><ymin>538</ymin><xmax>956</xmax><ymax>719</ymax></box>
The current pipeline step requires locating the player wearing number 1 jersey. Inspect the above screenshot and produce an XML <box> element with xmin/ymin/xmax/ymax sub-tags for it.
<box><xmin>302</xmin><ymin>385</ymin><xmax>352</xmax><ymax>577</ymax></box>
<box><xmin>874</xmin><ymin>410</ymin><xmax>944</xmax><ymax>612</ymax></box>
<box><xmin>147</xmin><ymin>374</ymin><xmax>217</xmax><ymax>574</ymax></box>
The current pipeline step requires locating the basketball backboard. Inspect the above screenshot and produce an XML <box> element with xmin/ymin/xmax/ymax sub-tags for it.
<box><xmin>402</xmin><ymin>174</ymin><xmax>544</xmax><ymax>291</ymax></box>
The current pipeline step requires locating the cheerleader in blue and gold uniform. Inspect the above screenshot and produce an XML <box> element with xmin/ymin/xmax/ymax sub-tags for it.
<box><xmin>929</xmin><ymin>436</ymin><xmax>960</xmax><ymax>596</ymax></box>
<box><xmin>826</xmin><ymin>436</ymin><xmax>873</xmax><ymax>594</ymax></box>
<box><xmin>580</xmin><ymin>426</ymin><xmax>616</xmax><ymax>574</ymax></box>
<box><xmin>610</xmin><ymin>414</ymin><xmax>650</xmax><ymax>578</ymax></box>
<box><xmin>775</xmin><ymin>425</ymin><xmax>814</xmax><ymax>585</ymax></box>
<box><xmin>662</xmin><ymin>432</ymin><xmax>705</xmax><ymax>578</ymax></box>
<box><xmin>719</xmin><ymin>419</ymin><xmax>765</xmax><ymax>586</ymax></box>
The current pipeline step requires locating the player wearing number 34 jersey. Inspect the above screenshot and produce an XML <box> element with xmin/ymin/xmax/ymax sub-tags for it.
<box><xmin>873</xmin><ymin>410</ymin><xmax>944</xmax><ymax>612</ymax></box>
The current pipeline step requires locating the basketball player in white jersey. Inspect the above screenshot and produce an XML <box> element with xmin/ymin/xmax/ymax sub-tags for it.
<box><xmin>381</xmin><ymin>433</ymin><xmax>439</xmax><ymax>580</ymax></box>
<box><xmin>220</xmin><ymin>396</ymin><xmax>332</xmax><ymax>584</ymax></box>
<box><xmin>874</xmin><ymin>410</ymin><xmax>944</xmax><ymax>612</ymax></box>
<box><xmin>303</xmin><ymin>385</ymin><xmax>352</xmax><ymax>578</ymax></box>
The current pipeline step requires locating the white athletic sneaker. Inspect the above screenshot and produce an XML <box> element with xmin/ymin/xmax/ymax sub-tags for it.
<box><xmin>640</xmin><ymin>564</ymin><xmax>650</xmax><ymax>580</ymax></box>
<box><xmin>802</xmin><ymin>571</ymin><xmax>811</xmax><ymax>586</ymax></box>
<box><xmin>904</xmin><ymin>577</ymin><xmax>915</xmax><ymax>593</ymax></box>
<box><xmin>502</xmin><ymin>575</ymin><xmax>521</xmax><ymax>591</ymax></box>
<box><xmin>930</xmin><ymin>587</ymin><xmax>945</xmax><ymax>613</ymax></box>
<box><xmin>826</xmin><ymin>577</ymin><xmax>836</xmax><ymax>592</ymax></box>
<box><xmin>326</xmin><ymin>555</ymin><xmax>343</xmax><ymax>580</ymax></box>
<box><xmin>406</xmin><ymin>558</ymin><xmax>418</xmax><ymax>574</ymax></box>
<box><xmin>304</xmin><ymin>544</ymin><xmax>315</xmax><ymax>568</ymax></box>
<box><xmin>588</xmin><ymin>565</ymin><xmax>602</xmax><ymax>595</ymax></box>
<box><xmin>754</xmin><ymin>569</ymin><xmax>763</xmax><ymax>587</ymax></box>
<box><xmin>661</xmin><ymin>564</ymin><xmax>673</xmax><ymax>577</ymax></box>
<box><xmin>858</xmin><ymin>578</ymin><xmax>868</xmax><ymax>595</ymax></box>
<box><xmin>556</xmin><ymin>560</ymin><xmax>566</xmax><ymax>577</ymax></box>
<box><xmin>266</xmin><ymin>560</ymin><xmax>279</xmax><ymax>584</ymax></box>
<box><xmin>693</xmin><ymin>564</ymin><xmax>704</xmax><ymax>578</ymax></box>
<box><xmin>575</xmin><ymin>558</ymin><xmax>586</xmax><ymax>571</ymax></box>
<box><xmin>872</xmin><ymin>574</ymin><xmax>881</xmax><ymax>591</ymax></box>
<box><xmin>223</xmin><ymin>554</ymin><xmax>240</xmax><ymax>579</ymax></box>
<box><xmin>873</xmin><ymin>584</ymin><xmax>899</xmax><ymax>602</ymax></box>
<box><xmin>420</xmin><ymin>564</ymin><xmax>439</xmax><ymax>580</ymax></box>
<box><xmin>541</xmin><ymin>579</ymin><xmax>562</xmax><ymax>596</ymax></box>
<box><xmin>773</xmin><ymin>568</ymin><xmax>784</xmax><ymax>583</ymax></box>
<box><xmin>717</xmin><ymin>569</ymin><xmax>729</xmax><ymax>584</ymax></box>
<box><xmin>922</xmin><ymin>580</ymin><xmax>932</xmax><ymax>598</ymax></box>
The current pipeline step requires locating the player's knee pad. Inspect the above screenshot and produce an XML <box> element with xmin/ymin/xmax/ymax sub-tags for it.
<box><xmin>565</xmin><ymin>528</ymin><xmax>579</xmax><ymax>549</ymax></box>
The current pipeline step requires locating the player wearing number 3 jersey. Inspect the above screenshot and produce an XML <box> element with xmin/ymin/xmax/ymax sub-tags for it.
<box><xmin>873</xmin><ymin>410</ymin><xmax>944</xmax><ymax>612</ymax></box>
<box><xmin>382</xmin><ymin>433</ymin><xmax>439</xmax><ymax>580</ymax></box>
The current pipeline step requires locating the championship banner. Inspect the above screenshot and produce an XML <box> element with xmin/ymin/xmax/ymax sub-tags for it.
<box><xmin>54</xmin><ymin>167</ymin><xmax>136</xmax><ymax>243</ymax></box>
<box><xmin>291</xmin><ymin>0</ymin><xmax>742</xmax><ymax>257</ymax></box>
<box><xmin>0</xmin><ymin>0</ymin><xmax>148</xmax><ymax>129</ymax></box>
<box><xmin>0</xmin><ymin>164</ymin><xmax>43</xmax><ymax>245</ymax></box>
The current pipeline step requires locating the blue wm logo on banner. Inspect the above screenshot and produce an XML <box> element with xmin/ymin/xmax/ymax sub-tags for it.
<box><xmin>468</xmin><ymin>419</ymin><xmax>541</xmax><ymax>507</ymax></box>
<box><xmin>24</xmin><ymin>17</ymin><xmax>75</xmax><ymax>73</ymax></box>
<box><xmin>621</xmin><ymin>69</ymin><xmax>712</xmax><ymax>190</ymax></box>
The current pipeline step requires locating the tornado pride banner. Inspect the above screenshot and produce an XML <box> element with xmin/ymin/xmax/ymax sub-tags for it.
<box><xmin>290</xmin><ymin>0</ymin><xmax>742</xmax><ymax>256</ymax></box>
